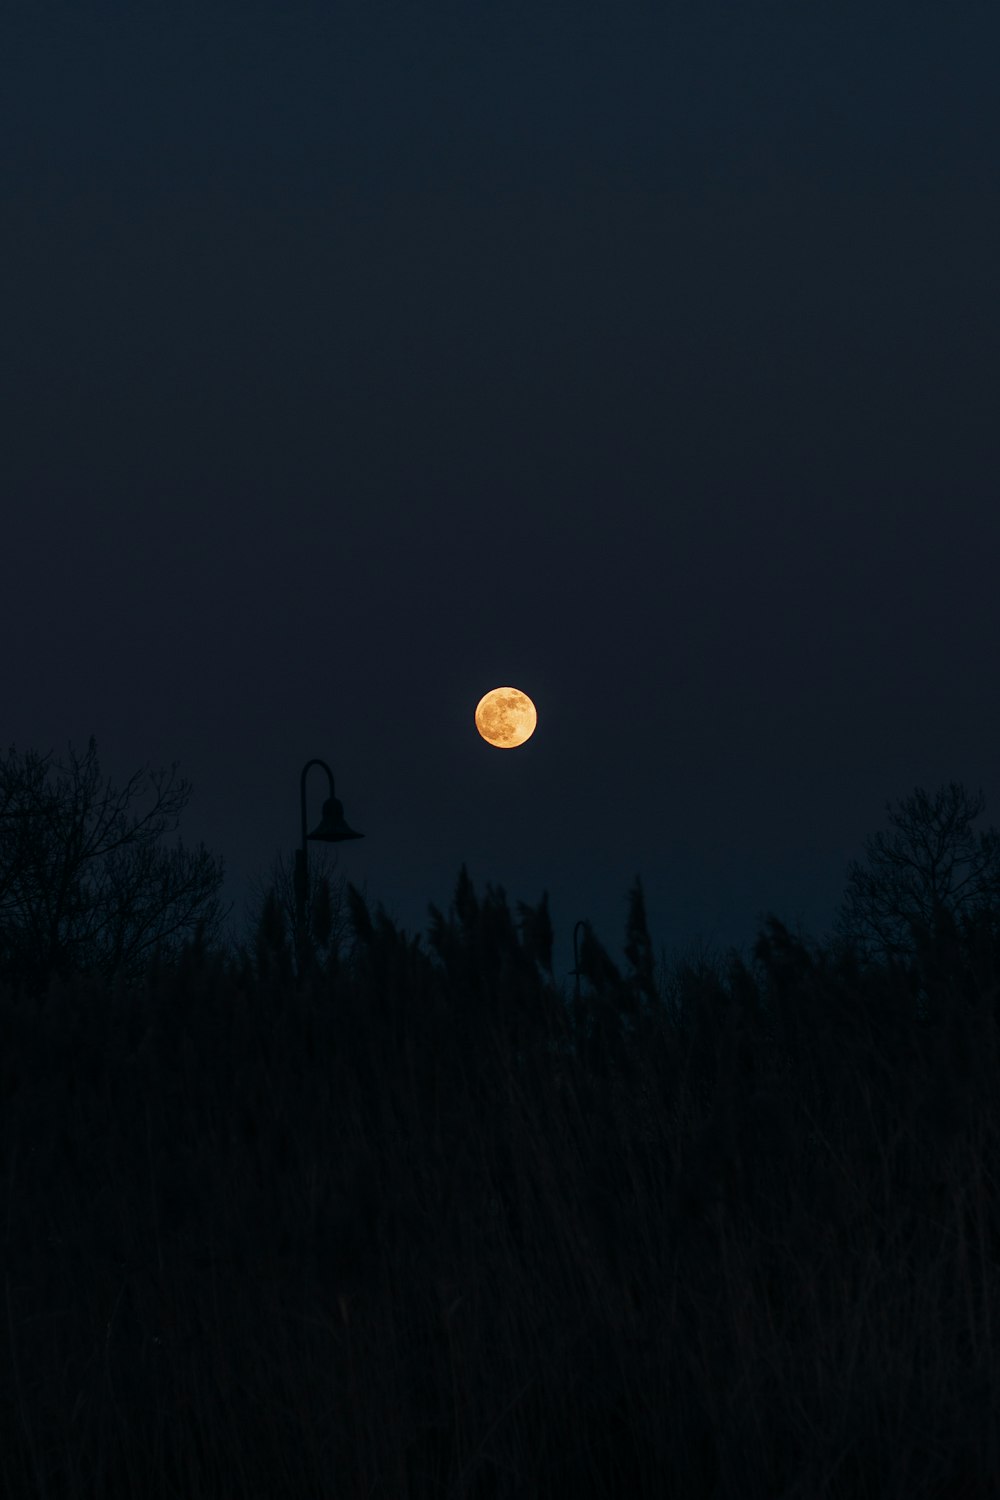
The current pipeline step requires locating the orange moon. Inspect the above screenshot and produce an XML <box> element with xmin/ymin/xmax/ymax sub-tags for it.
<box><xmin>475</xmin><ymin>686</ymin><xmax>537</xmax><ymax>748</ymax></box>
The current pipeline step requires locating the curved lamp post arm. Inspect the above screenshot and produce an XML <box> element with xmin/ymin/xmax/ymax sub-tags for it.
<box><xmin>300</xmin><ymin>758</ymin><xmax>336</xmax><ymax>871</ymax></box>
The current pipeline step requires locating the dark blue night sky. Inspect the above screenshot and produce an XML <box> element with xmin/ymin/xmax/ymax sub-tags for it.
<box><xmin>3</xmin><ymin>0</ymin><xmax>998</xmax><ymax>978</ymax></box>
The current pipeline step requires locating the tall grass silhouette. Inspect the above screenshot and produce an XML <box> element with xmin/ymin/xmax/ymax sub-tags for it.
<box><xmin>2</xmin><ymin>867</ymin><xmax>1000</xmax><ymax>1498</ymax></box>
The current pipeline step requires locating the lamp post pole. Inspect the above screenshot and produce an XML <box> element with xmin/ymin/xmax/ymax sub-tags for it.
<box><xmin>294</xmin><ymin>758</ymin><xmax>363</xmax><ymax>982</ymax></box>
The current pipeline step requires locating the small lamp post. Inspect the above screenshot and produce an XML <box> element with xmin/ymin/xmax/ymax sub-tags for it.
<box><xmin>294</xmin><ymin>759</ymin><xmax>363</xmax><ymax>980</ymax></box>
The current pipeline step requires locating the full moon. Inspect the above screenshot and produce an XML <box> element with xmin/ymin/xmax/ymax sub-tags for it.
<box><xmin>475</xmin><ymin>686</ymin><xmax>537</xmax><ymax>749</ymax></box>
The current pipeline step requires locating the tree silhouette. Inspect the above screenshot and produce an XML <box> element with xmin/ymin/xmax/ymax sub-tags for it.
<box><xmin>834</xmin><ymin>781</ymin><xmax>1000</xmax><ymax>971</ymax></box>
<box><xmin>0</xmin><ymin>736</ymin><xmax>229</xmax><ymax>997</ymax></box>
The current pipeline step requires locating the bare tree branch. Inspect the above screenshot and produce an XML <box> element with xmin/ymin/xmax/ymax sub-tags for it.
<box><xmin>0</xmin><ymin>737</ymin><xmax>230</xmax><ymax>995</ymax></box>
<box><xmin>834</xmin><ymin>781</ymin><xmax>1000</xmax><ymax>969</ymax></box>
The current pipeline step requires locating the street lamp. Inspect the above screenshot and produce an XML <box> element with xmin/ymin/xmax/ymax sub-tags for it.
<box><xmin>294</xmin><ymin>758</ymin><xmax>363</xmax><ymax>979</ymax></box>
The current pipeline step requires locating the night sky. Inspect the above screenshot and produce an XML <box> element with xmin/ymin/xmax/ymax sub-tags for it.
<box><xmin>3</xmin><ymin>1</ymin><xmax>998</xmax><ymax>982</ymax></box>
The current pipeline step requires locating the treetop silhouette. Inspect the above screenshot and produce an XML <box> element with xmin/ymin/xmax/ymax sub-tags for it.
<box><xmin>834</xmin><ymin>780</ymin><xmax>1000</xmax><ymax>970</ymax></box>
<box><xmin>0</xmin><ymin>736</ymin><xmax>229</xmax><ymax>998</ymax></box>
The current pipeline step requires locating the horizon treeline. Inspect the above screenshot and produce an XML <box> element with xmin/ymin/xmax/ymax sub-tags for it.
<box><xmin>3</xmin><ymin>733</ymin><xmax>1000</xmax><ymax>1016</ymax></box>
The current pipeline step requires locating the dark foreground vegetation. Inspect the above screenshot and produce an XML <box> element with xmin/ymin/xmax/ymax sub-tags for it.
<box><xmin>3</xmin><ymin>869</ymin><xmax>1000</xmax><ymax>1500</ymax></box>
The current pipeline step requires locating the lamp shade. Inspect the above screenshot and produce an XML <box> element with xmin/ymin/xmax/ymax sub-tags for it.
<box><xmin>307</xmin><ymin>795</ymin><xmax>363</xmax><ymax>842</ymax></box>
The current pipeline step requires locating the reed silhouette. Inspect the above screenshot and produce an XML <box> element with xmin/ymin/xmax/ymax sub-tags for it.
<box><xmin>3</xmin><ymin>781</ymin><xmax>1000</xmax><ymax>1496</ymax></box>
